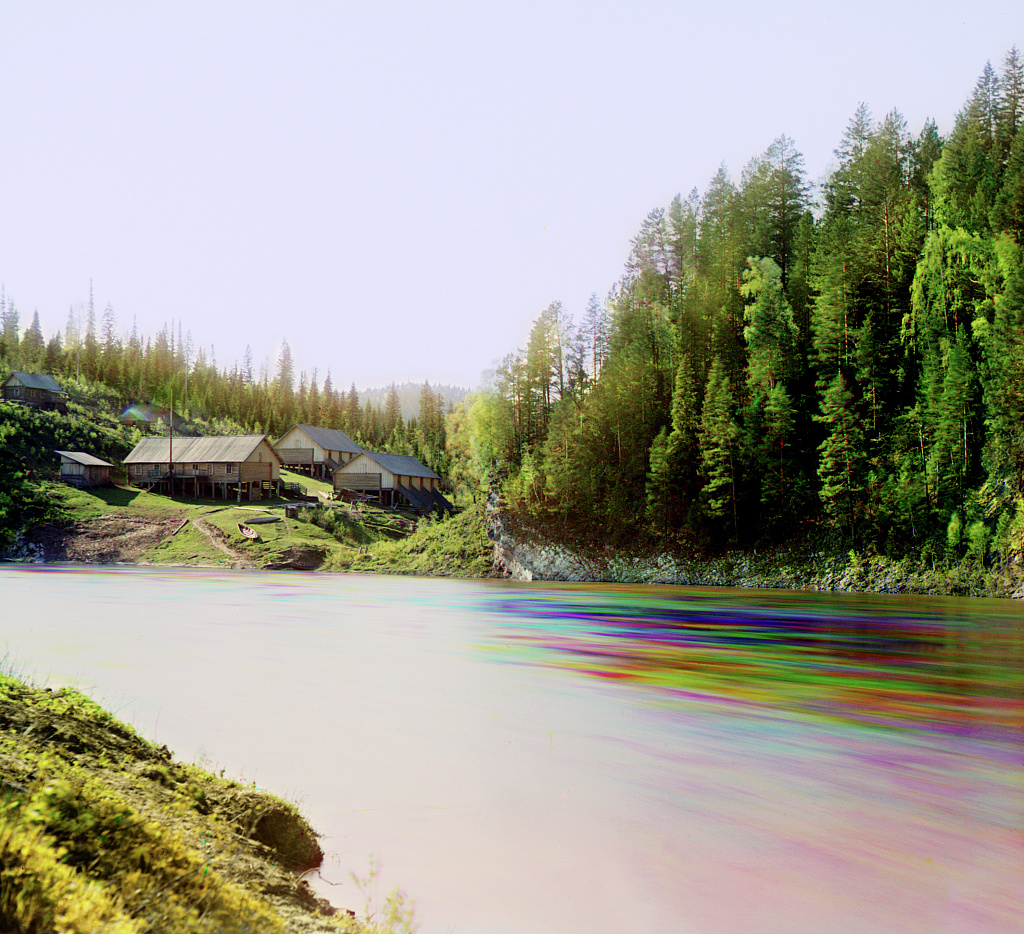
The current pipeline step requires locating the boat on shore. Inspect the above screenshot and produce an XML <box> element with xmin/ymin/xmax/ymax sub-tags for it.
<box><xmin>238</xmin><ymin>523</ymin><xmax>260</xmax><ymax>541</ymax></box>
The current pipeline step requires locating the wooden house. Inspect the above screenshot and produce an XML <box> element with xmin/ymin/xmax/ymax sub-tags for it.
<box><xmin>333</xmin><ymin>451</ymin><xmax>453</xmax><ymax>513</ymax></box>
<box><xmin>56</xmin><ymin>451</ymin><xmax>114</xmax><ymax>488</ymax></box>
<box><xmin>274</xmin><ymin>424</ymin><xmax>362</xmax><ymax>479</ymax></box>
<box><xmin>124</xmin><ymin>435</ymin><xmax>283</xmax><ymax>501</ymax></box>
<box><xmin>1</xmin><ymin>372</ymin><xmax>68</xmax><ymax>413</ymax></box>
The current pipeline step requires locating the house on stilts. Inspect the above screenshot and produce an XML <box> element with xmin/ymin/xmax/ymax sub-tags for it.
<box><xmin>124</xmin><ymin>435</ymin><xmax>283</xmax><ymax>501</ymax></box>
<box><xmin>273</xmin><ymin>424</ymin><xmax>362</xmax><ymax>479</ymax></box>
<box><xmin>333</xmin><ymin>451</ymin><xmax>454</xmax><ymax>513</ymax></box>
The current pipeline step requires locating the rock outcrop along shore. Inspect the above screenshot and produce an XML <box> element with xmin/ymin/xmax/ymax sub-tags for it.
<box><xmin>486</xmin><ymin>485</ymin><xmax>1024</xmax><ymax>598</ymax></box>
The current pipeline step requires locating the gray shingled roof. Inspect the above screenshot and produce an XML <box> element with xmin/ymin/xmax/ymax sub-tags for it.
<box><xmin>342</xmin><ymin>450</ymin><xmax>439</xmax><ymax>480</ymax></box>
<box><xmin>279</xmin><ymin>424</ymin><xmax>362</xmax><ymax>455</ymax></box>
<box><xmin>57</xmin><ymin>451</ymin><xmax>114</xmax><ymax>468</ymax></box>
<box><xmin>3</xmin><ymin>372</ymin><xmax>66</xmax><ymax>393</ymax></box>
<box><xmin>124</xmin><ymin>435</ymin><xmax>280</xmax><ymax>465</ymax></box>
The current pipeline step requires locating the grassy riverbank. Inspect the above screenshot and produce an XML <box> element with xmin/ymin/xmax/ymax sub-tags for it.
<box><xmin>4</xmin><ymin>477</ymin><xmax>495</xmax><ymax>579</ymax></box>
<box><xmin>0</xmin><ymin>668</ymin><xmax>371</xmax><ymax>933</ymax></box>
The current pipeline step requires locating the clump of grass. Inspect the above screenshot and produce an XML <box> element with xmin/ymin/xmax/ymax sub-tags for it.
<box><xmin>350</xmin><ymin>855</ymin><xmax>417</xmax><ymax>934</ymax></box>
<box><xmin>299</xmin><ymin>505</ymin><xmax>373</xmax><ymax>547</ymax></box>
<box><xmin>0</xmin><ymin>670</ymin><xmax>366</xmax><ymax>933</ymax></box>
<box><xmin>351</xmin><ymin>502</ymin><xmax>493</xmax><ymax>577</ymax></box>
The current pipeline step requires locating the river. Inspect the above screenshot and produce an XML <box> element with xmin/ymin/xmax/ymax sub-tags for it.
<box><xmin>2</xmin><ymin>565</ymin><xmax>1022</xmax><ymax>934</ymax></box>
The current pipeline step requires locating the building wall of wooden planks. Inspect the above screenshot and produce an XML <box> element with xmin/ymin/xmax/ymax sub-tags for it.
<box><xmin>59</xmin><ymin>462</ymin><xmax>112</xmax><ymax>486</ymax></box>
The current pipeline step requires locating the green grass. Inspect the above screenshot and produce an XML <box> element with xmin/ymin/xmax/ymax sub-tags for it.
<box><xmin>0</xmin><ymin>670</ymin><xmax>364</xmax><ymax>933</ymax></box>
<box><xmin>280</xmin><ymin>468</ymin><xmax>335</xmax><ymax>499</ymax></box>
<box><xmin>139</xmin><ymin>523</ymin><xmax>235</xmax><ymax>566</ymax></box>
<box><xmin>350</xmin><ymin>502</ymin><xmax>494</xmax><ymax>577</ymax></box>
<box><xmin>43</xmin><ymin>481</ymin><xmax>177</xmax><ymax>521</ymax></box>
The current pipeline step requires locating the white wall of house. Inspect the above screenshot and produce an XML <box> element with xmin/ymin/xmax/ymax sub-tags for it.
<box><xmin>277</xmin><ymin>427</ymin><xmax>354</xmax><ymax>465</ymax></box>
<box><xmin>337</xmin><ymin>455</ymin><xmax>396</xmax><ymax>488</ymax></box>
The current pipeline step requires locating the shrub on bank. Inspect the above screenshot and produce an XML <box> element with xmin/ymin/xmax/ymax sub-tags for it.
<box><xmin>351</xmin><ymin>502</ymin><xmax>493</xmax><ymax>577</ymax></box>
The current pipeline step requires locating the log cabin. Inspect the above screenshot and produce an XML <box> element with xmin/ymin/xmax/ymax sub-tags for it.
<box><xmin>124</xmin><ymin>435</ymin><xmax>283</xmax><ymax>501</ymax></box>
<box><xmin>56</xmin><ymin>451</ymin><xmax>114</xmax><ymax>488</ymax></box>
<box><xmin>333</xmin><ymin>451</ymin><xmax>453</xmax><ymax>513</ymax></box>
<box><xmin>273</xmin><ymin>424</ymin><xmax>363</xmax><ymax>479</ymax></box>
<box><xmin>1</xmin><ymin>372</ymin><xmax>68</xmax><ymax>413</ymax></box>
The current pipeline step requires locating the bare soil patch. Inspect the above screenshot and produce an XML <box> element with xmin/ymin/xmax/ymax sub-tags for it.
<box><xmin>19</xmin><ymin>513</ymin><xmax>265</xmax><ymax>570</ymax></box>
<box><xmin>265</xmin><ymin>545</ymin><xmax>326</xmax><ymax>570</ymax></box>
<box><xmin>25</xmin><ymin>513</ymin><xmax>185</xmax><ymax>563</ymax></box>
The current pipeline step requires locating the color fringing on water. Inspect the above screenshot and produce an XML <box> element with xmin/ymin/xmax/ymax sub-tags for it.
<box><xmin>3</xmin><ymin>567</ymin><xmax>1022</xmax><ymax>934</ymax></box>
<box><xmin>481</xmin><ymin>585</ymin><xmax>1023</xmax><ymax>743</ymax></box>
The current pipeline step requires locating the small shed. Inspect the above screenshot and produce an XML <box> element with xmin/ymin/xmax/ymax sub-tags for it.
<box><xmin>1</xmin><ymin>372</ymin><xmax>68</xmax><ymax>413</ymax></box>
<box><xmin>333</xmin><ymin>451</ymin><xmax>453</xmax><ymax>513</ymax></box>
<box><xmin>57</xmin><ymin>451</ymin><xmax>114</xmax><ymax>488</ymax></box>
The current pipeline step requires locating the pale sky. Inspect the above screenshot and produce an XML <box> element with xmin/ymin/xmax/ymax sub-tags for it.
<box><xmin>0</xmin><ymin>2</ymin><xmax>1019</xmax><ymax>392</ymax></box>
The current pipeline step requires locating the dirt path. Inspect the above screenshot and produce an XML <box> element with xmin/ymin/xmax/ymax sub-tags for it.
<box><xmin>191</xmin><ymin>517</ymin><xmax>259</xmax><ymax>569</ymax></box>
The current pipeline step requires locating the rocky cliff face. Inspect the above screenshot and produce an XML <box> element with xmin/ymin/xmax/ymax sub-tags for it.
<box><xmin>485</xmin><ymin>483</ymin><xmax>535</xmax><ymax>581</ymax></box>
<box><xmin>484</xmin><ymin>481</ymin><xmax>1024</xmax><ymax>598</ymax></box>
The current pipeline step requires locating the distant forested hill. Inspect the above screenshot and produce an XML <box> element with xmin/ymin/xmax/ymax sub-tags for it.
<box><xmin>359</xmin><ymin>382</ymin><xmax>469</xmax><ymax>422</ymax></box>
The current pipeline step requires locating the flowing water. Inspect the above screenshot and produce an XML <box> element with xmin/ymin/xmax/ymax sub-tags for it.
<box><xmin>2</xmin><ymin>565</ymin><xmax>1022</xmax><ymax>934</ymax></box>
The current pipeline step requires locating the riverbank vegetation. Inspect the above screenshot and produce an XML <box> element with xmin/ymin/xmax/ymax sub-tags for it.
<box><xmin>0</xmin><ymin>667</ymin><xmax>370</xmax><ymax>933</ymax></box>
<box><xmin>463</xmin><ymin>50</ymin><xmax>1024</xmax><ymax>580</ymax></box>
<box><xmin>3</xmin><ymin>473</ymin><xmax>494</xmax><ymax>578</ymax></box>
<box><xmin>346</xmin><ymin>502</ymin><xmax>493</xmax><ymax>578</ymax></box>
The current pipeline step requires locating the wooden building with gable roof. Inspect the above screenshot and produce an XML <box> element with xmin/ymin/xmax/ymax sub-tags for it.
<box><xmin>124</xmin><ymin>435</ymin><xmax>283</xmax><ymax>501</ymax></box>
<box><xmin>333</xmin><ymin>451</ymin><xmax>453</xmax><ymax>513</ymax></box>
<box><xmin>1</xmin><ymin>372</ymin><xmax>68</xmax><ymax>413</ymax></box>
<box><xmin>274</xmin><ymin>424</ymin><xmax>362</xmax><ymax>479</ymax></box>
<box><xmin>56</xmin><ymin>451</ymin><xmax>115</xmax><ymax>488</ymax></box>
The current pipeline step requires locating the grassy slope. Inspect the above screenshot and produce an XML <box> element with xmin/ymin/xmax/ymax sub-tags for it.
<box><xmin>347</xmin><ymin>502</ymin><xmax>494</xmax><ymax>578</ymax></box>
<box><xmin>31</xmin><ymin>474</ymin><xmax>494</xmax><ymax>578</ymax></box>
<box><xmin>0</xmin><ymin>671</ymin><xmax>366</xmax><ymax>934</ymax></box>
<box><xmin>3</xmin><ymin>379</ymin><xmax>491</xmax><ymax>577</ymax></box>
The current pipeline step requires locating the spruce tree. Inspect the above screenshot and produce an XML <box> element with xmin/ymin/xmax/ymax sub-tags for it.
<box><xmin>928</xmin><ymin>329</ymin><xmax>976</xmax><ymax>511</ymax></box>
<box><xmin>384</xmin><ymin>384</ymin><xmax>402</xmax><ymax>437</ymax></box>
<box><xmin>740</xmin><ymin>256</ymin><xmax>800</xmax><ymax>394</ymax></box>
<box><xmin>761</xmin><ymin>381</ymin><xmax>798</xmax><ymax>527</ymax></box>
<box><xmin>646</xmin><ymin>427</ymin><xmax>673</xmax><ymax>533</ymax></box>
<box><xmin>21</xmin><ymin>311</ymin><xmax>45</xmax><ymax>370</ymax></box>
<box><xmin>699</xmin><ymin>356</ymin><xmax>741</xmax><ymax>538</ymax></box>
<box><xmin>815</xmin><ymin>372</ymin><xmax>865</xmax><ymax>541</ymax></box>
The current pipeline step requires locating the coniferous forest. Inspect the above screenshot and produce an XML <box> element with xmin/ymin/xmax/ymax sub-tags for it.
<box><xmin>467</xmin><ymin>50</ymin><xmax>1024</xmax><ymax>566</ymax></box>
<box><xmin>2</xmin><ymin>52</ymin><xmax>1024</xmax><ymax>570</ymax></box>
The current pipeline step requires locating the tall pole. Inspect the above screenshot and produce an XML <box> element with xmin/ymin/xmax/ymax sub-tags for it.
<box><xmin>169</xmin><ymin>387</ymin><xmax>174</xmax><ymax>497</ymax></box>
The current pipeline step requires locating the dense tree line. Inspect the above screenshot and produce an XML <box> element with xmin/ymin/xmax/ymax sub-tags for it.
<box><xmin>465</xmin><ymin>50</ymin><xmax>1024</xmax><ymax>563</ymax></box>
<box><xmin>0</xmin><ymin>288</ymin><xmax>457</xmax><ymax>477</ymax></box>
